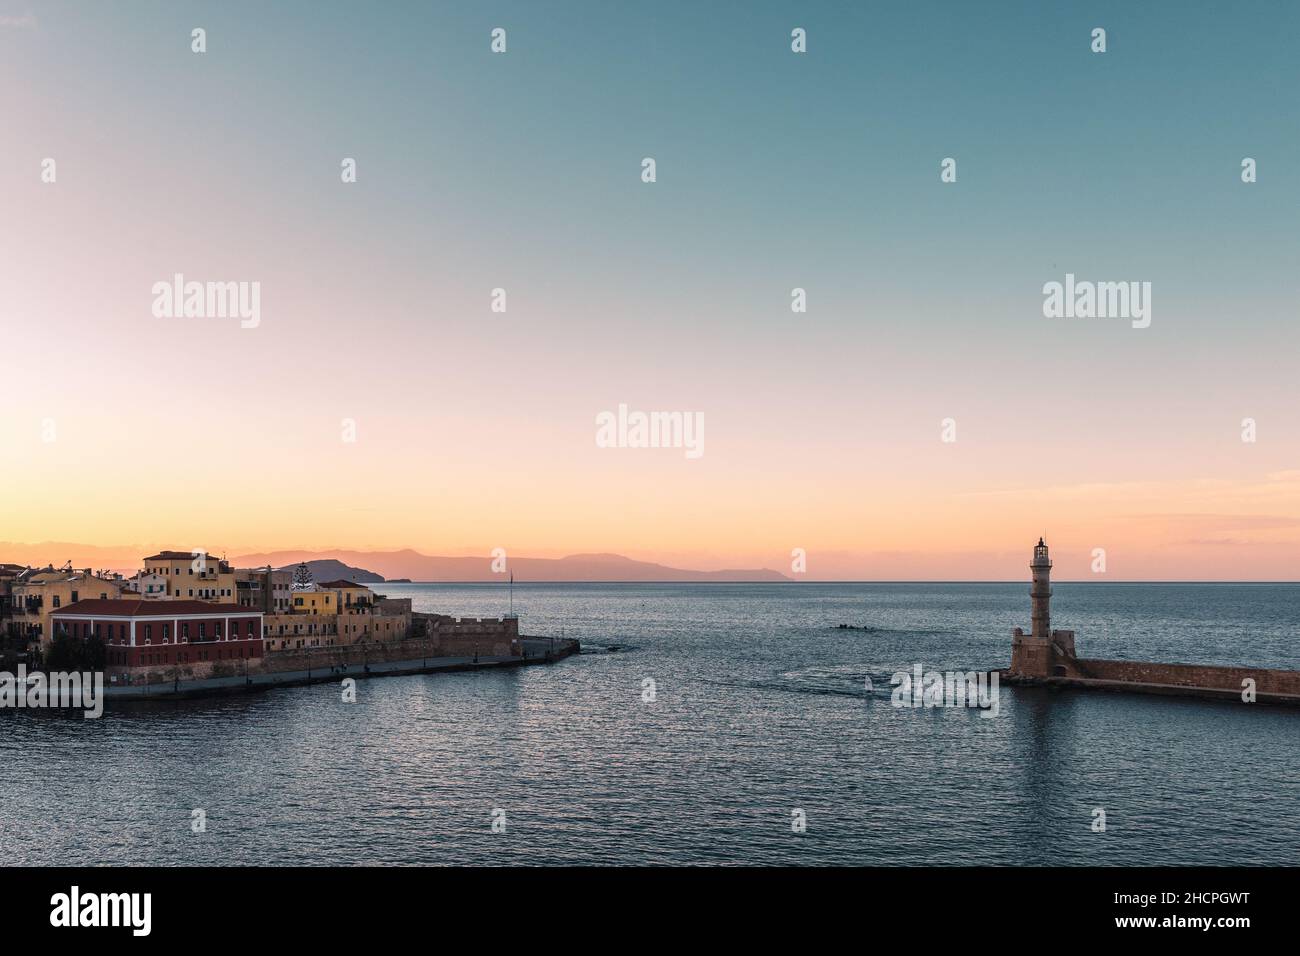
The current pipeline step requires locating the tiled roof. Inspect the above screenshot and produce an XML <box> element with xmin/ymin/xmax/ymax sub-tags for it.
<box><xmin>52</xmin><ymin>599</ymin><xmax>262</xmax><ymax>618</ymax></box>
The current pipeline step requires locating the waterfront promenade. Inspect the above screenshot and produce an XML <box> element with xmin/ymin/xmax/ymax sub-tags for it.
<box><xmin>104</xmin><ymin>637</ymin><xmax>580</xmax><ymax>701</ymax></box>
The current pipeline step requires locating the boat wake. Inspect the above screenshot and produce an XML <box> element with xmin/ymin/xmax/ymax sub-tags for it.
<box><xmin>694</xmin><ymin>666</ymin><xmax>893</xmax><ymax>700</ymax></box>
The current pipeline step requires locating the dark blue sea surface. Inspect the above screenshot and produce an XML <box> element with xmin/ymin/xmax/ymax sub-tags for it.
<box><xmin>3</xmin><ymin>583</ymin><xmax>1298</xmax><ymax>865</ymax></box>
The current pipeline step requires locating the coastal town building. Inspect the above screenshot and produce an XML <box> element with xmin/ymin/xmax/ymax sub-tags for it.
<box><xmin>328</xmin><ymin>580</ymin><xmax>374</xmax><ymax>612</ymax></box>
<box><xmin>0</xmin><ymin>564</ymin><xmax>22</xmax><ymax>626</ymax></box>
<box><xmin>51</xmin><ymin>599</ymin><xmax>264</xmax><ymax>671</ymax></box>
<box><xmin>322</xmin><ymin>581</ymin><xmax>410</xmax><ymax>643</ymax></box>
<box><xmin>142</xmin><ymin>551</ymin><xmax>238</xmax><ymax>603</ymax></box>
<box><xmin>6</xmin><ymin>566</ymin><xmax>127</xmax><ymax>647</ymax></box>
<box><xmin>261</xmin><ymin>583</ymin><xmax>413</xmax><ymax>650</ymax></box>
<box><xmin>235</xmin><ymin>567</ymin><xmax>293</xmax><ymax>613</ymax></box>
<box><xmin>338</xmin><ymin>604</ymin><xmax>410</xmax><ymax>642</ymax></box>
<box><xmin>291</xmin><ymin>589</ymin><xmax>336</xmax><ymax>614</ymax></box>
<box><xmin>127</xmin><ymin>571</ymin><xmax>168</xmax><ymax>599</ymax></box>
<box><xmin>0</xmin><ymin>564</ymin><xmax>25</xmax><ymax>664</ymax></box>
<box><xmin>263</xmin><ymin>610</ymin><xmax>338</xmax><ymax>650</ymax></box>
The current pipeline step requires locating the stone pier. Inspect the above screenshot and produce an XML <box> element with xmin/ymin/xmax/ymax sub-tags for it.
<box><xmin>1003</xmin><ymin>538</ymin><xmax>1300</xmax><ymax>707</ymax></box>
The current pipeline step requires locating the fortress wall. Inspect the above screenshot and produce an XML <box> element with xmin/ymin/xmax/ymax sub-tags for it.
<box><xmin>111</xmin><ymin>636</ymin><xmax>447</xmax><ymax>685</ymax></box>
<box><xmin>1077</xmin><ymin>658</ymin><xmax>1300</xmax><ymax>696</ymax></box>
<box><xmin>255</xmin><ymin>638</ymin><xmax>443</xmax><ymax>673</ymax></box>
<box><xmin>409</xmin><ymin>613</ymin><xmax>521</xmax><ymax>657</ymax></box>
<box><xmin>428</xmin><ymin>634</ymin><xmax>518</xmax><ymax>658</ymax></box>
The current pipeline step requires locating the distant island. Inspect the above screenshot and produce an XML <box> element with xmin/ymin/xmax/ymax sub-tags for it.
<box><xmin>232</xmin><ymin>549</ymin><xmax>789</xmax><ymax>583</ymax></box>
<box><xmin>273</xmin><ymin>559</ymin><xmax>384</xmax><ymax>584</ymax></box>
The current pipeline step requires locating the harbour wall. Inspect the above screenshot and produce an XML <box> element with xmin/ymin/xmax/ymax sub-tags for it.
<box><xmin>1070</xmin><ymin>657</ymin><xmax>1300</xmax><ymax>701</ymax></box>
<box><xmin>105</xmin><ymin>636</ymin><xmax>580</xmax><ymax>701</ymax></box>
<box><xmin>1005</xmin><ymin>639</ymin><xmax>1300</xmax><ymax>705</ymax></box>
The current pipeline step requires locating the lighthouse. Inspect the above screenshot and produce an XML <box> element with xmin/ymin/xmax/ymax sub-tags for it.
<box><xmin>1030</xmin><ymin>537</ymin><xmax>1051</xmax><ymax>639</ymax></box>
<box><xmin>1009</xmin><ymin>537</ymin><xmax>1075</xmax><ymax>679</ymax></box>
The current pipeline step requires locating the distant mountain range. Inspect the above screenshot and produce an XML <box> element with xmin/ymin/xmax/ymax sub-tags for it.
<box><xmin>231</xmin><ymin>549</ymin><xmax>790</xmax><ymax>583</ymax></box>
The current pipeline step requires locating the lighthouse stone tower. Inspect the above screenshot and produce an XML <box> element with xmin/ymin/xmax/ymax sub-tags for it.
<box><xmin>1030</xmin><ymin>537</ymin><xmax>1051</xmax><ymax>638</ymax></box>
<box><xmin>1010</xmin><ymin>538</ymin><xmax>1077</xmax><ymax>679</ymax></box>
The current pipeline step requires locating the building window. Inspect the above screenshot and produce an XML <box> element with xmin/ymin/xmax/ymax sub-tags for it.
<box><xmin>145</xmin><ymin>624</ymin><xmax>152</xmax><ymax>642</ymax></box>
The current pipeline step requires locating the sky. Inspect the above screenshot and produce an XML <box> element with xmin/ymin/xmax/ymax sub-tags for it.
<box><xmin>1</xmin><ymin>1</ymin><xmax>1298</xmax><ymax>580</ymax></box>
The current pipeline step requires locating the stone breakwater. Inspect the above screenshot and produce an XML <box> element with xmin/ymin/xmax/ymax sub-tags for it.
<box><xmin>1005</xmin><ymin>640</ymin><xmax>1300</xmax><ymax>707</ymax></box>
<box><xmin>1004</xmin><ymin>539</ymin><xmax>1300</xmax><ymax>708</ymax></box>
<box><xmin>104</xmin><ymin>636</ymin><xmax>580</xmax><ymax>701</ymax></box>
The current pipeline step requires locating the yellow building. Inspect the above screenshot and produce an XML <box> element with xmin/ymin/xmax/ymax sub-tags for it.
<box><xmin>8</xmin><ymin>567</ymin><xmax>126</xmax><ymax>645</ymax></box>
<box><xmin>336</xmin><ymin>612</ymin><xmax>407</xmax><ymax>643</ymax></box>
<box><xmin>261</xmin><ymin>588</ymin><xmax>353</xmax><ymax>651</ymax></box>
<box><xmin>335</xmin><ymin>587</ymin><xmax>412</xmax><ymax>644</ymax></box>
<box><xmin>291</xmin><ymin>589</ymin><xmax>336</xmax><ymax>615</ymax></box>
<box><xmin>320</xmin><ymin>580</ymin><xmax>375</xmax><ymax>612</ymax></box>
<box><xmin>245</xmin><ymin>580</ymin><xmax>414</xmax><ymax>654</ymax></box>
<box><xmin>143</xmin><ymin>550</ymin><xmax>238</xmax><ymax>603</ymax></box>
<box><xmin>259</xmin><ymin>584</ymin><xmax>411</xmax><ymax>649</ymax></box>
<box><xmin>264</xmin><ymin>611</ymin><xmax>338</xmax><ymax>650</ymax></box>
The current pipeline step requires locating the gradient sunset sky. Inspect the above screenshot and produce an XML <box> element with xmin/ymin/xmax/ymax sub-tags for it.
<box><xmin>2</xmin><ymin>1</ymin><xmax>1298</xmax><ymax>580</ymax></box>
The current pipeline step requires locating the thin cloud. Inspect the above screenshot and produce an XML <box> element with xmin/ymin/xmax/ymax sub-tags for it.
<box><xmin>1124</xmin><ymin>514</ymin><xmax>1300</xmax><ymax>530</ymax></box>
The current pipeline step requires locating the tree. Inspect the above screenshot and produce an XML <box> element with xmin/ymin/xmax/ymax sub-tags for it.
<box><xmin>45</xmin><ymin>632</ymin><xmax>106</xmax><ymax>671</ymax></box>
<box><xmin>46</xmin><ymin>632</ymin><xmax>77</xmax><ymax>671</ymax></box>
<box><xmin>83</xmin><ymin>634</ymin><xmax>106</xmax><ymax>671</ymax></box>
<box><xmin>291</xmin><ymin>562</ymin><xmax>314</xmax><ymax>591</ymax></box>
